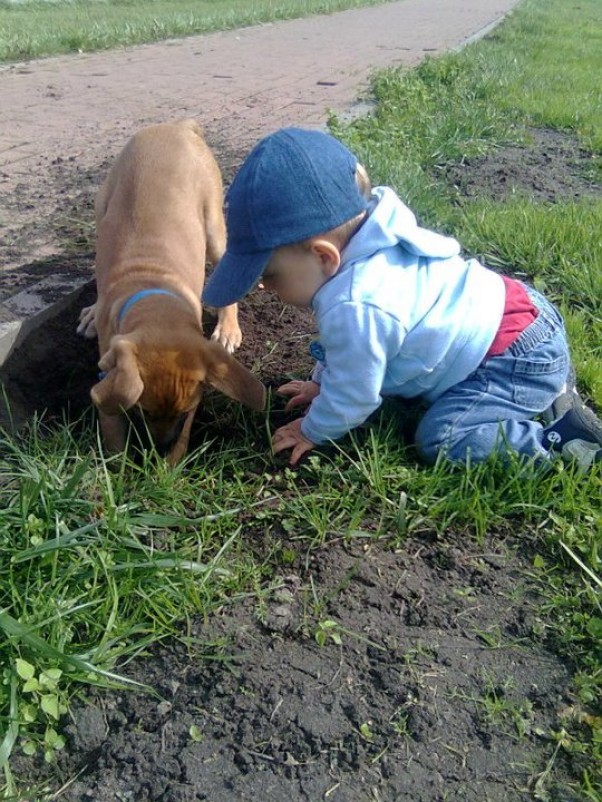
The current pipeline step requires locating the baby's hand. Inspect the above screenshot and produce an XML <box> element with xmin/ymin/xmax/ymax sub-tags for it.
<box><xmin>277</xmin><ymin>380</ymin><xmax>320</xmax><ymax>412</ymax></box>
<box><xmin>272</xmin><ymin>418</ymin><xmax>316</xmax><ymax>466</ymax></box>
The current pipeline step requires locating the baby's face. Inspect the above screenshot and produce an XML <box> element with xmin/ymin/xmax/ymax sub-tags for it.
<box><xmin>260</xmin><ymin>242</ymin><xmax>336</xmax><ymax>308</ymax></box>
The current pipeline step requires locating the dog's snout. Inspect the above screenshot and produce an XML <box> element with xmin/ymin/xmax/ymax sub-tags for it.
<box><xmin>154</xmin><ymin>440</ymin><xmax>171</xmax><ymax>458</ymax></box>
<box><xmin>153</xmin><ymin>414</ymin><xmax>187</xmax><ymax>456</ymax></box>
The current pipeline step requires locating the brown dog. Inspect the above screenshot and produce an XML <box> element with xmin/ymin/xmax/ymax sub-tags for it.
<box><xmin>80</xmin><ymin>119</ymin><xmax>265</xmax><ymax>464</ymax></box>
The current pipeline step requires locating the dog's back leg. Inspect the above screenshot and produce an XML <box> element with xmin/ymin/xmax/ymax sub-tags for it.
<box><xmin>205</xmin><ymin>197</ymin><xmax>226</xmax><ymax>267</ymax></box>
<box><xmin>205</xmin><ymin>203</ymin><xmax>242</xmax><ymax>353</ymax></box>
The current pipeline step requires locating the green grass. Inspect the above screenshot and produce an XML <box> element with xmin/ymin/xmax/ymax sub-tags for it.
<box><xmin>1</xmin><ymin>0</ymin><xmax>601</xmax><ymax>798</ymax></box>
<box><xmin>0</xmin><ymin>0</ymin><xmax>393</xmax><ymax>62</ymax></box>
<box><xmin>332</xmin><ymin>0</ymin><xmax>602</xmax><ymax>401</ymax></box>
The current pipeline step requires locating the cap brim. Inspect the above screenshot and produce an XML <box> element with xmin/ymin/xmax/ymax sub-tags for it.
<box><xmin>202</xmin><ymin>249</ymin><xmax>271</xmax><ymax>308</ymax></box>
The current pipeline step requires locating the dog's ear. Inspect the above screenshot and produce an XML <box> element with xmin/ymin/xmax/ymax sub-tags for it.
<box><xmin>91</xmin><ymin>336</ymin><xmax>144</xmax><ymax>414</ymax></box>
<box><xmin>202</xmin><ymin>339</ymin><xmax>266</xmax><ymax>411</ymax></box>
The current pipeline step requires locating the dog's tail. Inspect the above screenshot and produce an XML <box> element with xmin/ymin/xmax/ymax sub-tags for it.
<box><xmin>179</xmin><ymin>118</ymin><xmax>205</xmax><ymax>140</ymax></box>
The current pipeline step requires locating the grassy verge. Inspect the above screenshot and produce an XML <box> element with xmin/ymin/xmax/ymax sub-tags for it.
<box><xmin>0</xmin><ymin>0</ymin><xmax>392</xmax><ymax>62</ymax></box>
<box><xmin>1</xmin><ymin>0</ymin><xmax>601</xmax><ymax>798</ymax></box>
<box><xmin>333</xmin><ymin>0</ymin><xmax>602</xmax><ymax>401</ymax></box>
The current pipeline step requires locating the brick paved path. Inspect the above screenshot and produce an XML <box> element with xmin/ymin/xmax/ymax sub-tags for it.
<box><xmin>0</xmin><ymin>0</ymin><xmax>520</xmax><ymax>369</ymax></box>
<box><xmin>1</xmin><ymin>0</ymin><xmax>519</xmax><ymax>249</ymax></box>
<box><xmin>1</xmin><ymin>0</ymin><xmax>520</xmax><ymax>161</ymax></box>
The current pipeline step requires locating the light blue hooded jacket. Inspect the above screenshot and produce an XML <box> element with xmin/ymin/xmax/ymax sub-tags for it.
<box><xmin>300</xmin><ymin>186</ymin><xmax>505</xmax><ymax>445</ymax></box>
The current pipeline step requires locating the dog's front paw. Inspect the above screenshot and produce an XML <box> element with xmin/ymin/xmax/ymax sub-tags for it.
<box><xmin>77</xmin><ymin>303</ymin><xmax>98</xmax><ymax>339</ymax></box>
<box><xmin>211</xmin><ymin>322</ymin><xmax>242</xmax><ymax>354</ymax></box>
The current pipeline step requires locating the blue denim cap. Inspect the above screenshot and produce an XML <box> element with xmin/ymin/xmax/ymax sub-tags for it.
<box><xmin>202</xmin><ymin>128</ymin><xmax>369</xmax><ymax>308</ymax></box>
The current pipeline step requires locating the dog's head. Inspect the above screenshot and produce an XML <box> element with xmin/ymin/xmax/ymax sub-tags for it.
<box><xmin>91</xmin><ymin>332</ymin><xmax>265</xmax><ymax>462</ymax></box>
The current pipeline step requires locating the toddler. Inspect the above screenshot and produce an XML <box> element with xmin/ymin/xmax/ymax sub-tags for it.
<box><xmin>203</xmin><ymin>128</ymin><xmax>602</xmax><ymax>470</ymax></box>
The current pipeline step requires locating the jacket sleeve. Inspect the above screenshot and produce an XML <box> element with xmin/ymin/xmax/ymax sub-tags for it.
<box><xmin>301</xmin><ymin>301</ymin><xmax>405</xmax><ymax>444</ymax></box>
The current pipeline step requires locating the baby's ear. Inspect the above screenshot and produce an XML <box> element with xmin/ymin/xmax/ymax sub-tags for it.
<box><xmin>312</xmin><ymin>239</ymin><xmax>341</xmax><ymax>276</ymax></box>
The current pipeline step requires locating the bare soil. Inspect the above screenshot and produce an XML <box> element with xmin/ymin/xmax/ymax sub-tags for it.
<box><xmin>5</xmin><ymin>126</ymin><xmax>601</xmax><ymax>801</ymax></box>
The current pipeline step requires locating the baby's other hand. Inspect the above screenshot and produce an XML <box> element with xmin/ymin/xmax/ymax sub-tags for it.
<box><xmin>272</xmin><ymin>418</ymin><xmax>316</xmax><ymax>465</ymax></box>
<box><xmin>277</xmin><ymin>380</ymin><xmax>320</xmax><ymax>412</ymax></box>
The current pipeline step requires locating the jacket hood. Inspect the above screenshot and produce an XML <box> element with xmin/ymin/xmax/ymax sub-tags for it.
<box><xmin>343</xmin><ymin>186</ymin><xmax>460</xmax><ymax>264</ymax></box>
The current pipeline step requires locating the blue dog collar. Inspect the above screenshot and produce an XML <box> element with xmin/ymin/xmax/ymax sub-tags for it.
<box><xmin>117</xmin><ymin>288</ymin><xmax>180</xmax><ymax>324</ymax></box>
<box><xmin>98</xmin><ymin>289</ymin><xmax>182</xmax><ymax>380</ymax></box>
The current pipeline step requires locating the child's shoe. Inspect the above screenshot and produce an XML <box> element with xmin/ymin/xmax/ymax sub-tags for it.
<box><xmin>542</xmin><ymin>403</ymin><xmax>602</xmax><ymax>471</ymax></box>
<box><xmin>560</xmin><ymin>439</ymin><xmax>601</xmax><ymax>471</ymax></box>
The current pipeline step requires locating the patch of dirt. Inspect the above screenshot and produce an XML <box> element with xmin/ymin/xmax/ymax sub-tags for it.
<box><xmin>15</xmin><ymin>533</ymin><xmax>581</xmax><ymax>802</ymax></box>
<box><xmin>4</xmin><ymin>126</ymin><xmax>600</xmax><ymax>801</ymax></box>
<box><xmin>442</xmin><ymin>127</ymin><xmax>602</xmax><ymax>204</ymax></box>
